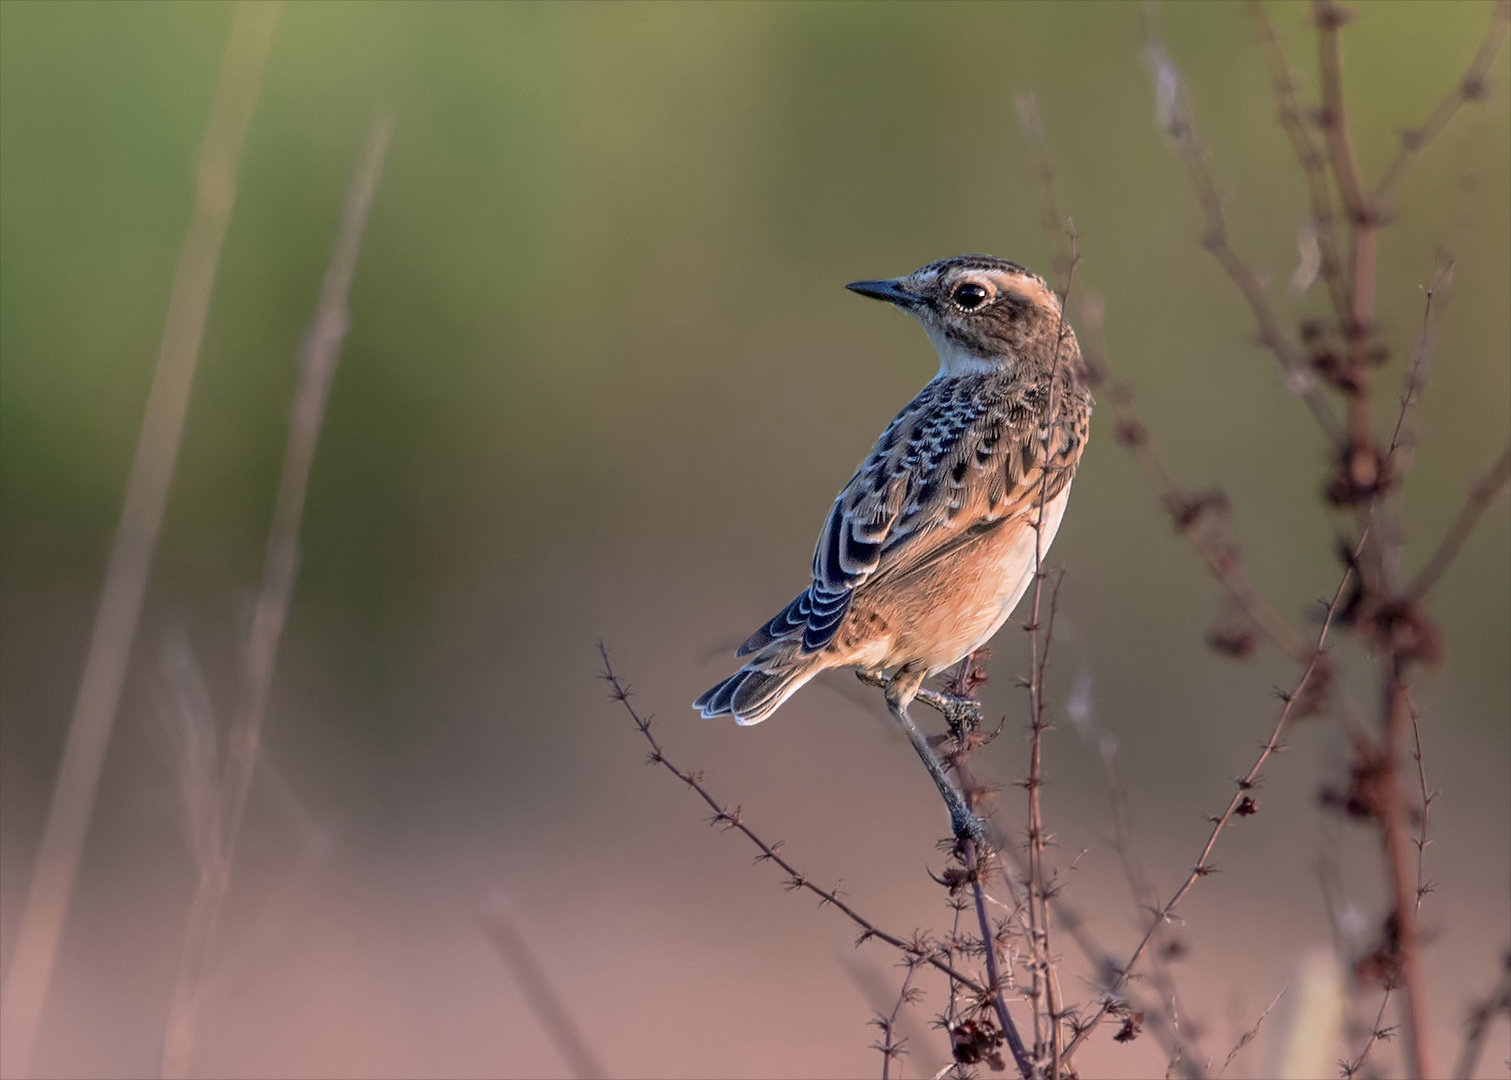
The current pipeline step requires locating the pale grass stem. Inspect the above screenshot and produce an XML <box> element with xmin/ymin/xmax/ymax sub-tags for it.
<box><xmin>157</xmin><ymin>113</ymin><xmax>393</xmax><ymax>1080</ymax></box>
<box><xmin>0</xmin><ymin>7</ymin><xmax>279</xmax><ymax>1076</ymax></box>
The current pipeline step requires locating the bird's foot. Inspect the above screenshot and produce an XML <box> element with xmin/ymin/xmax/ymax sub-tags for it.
<box><xmin>917</xmin><ymin>687</ymin><xmax>984</xmax><ymax>741</ymax></box>
<box><xmin>950</xmin><ymin>802</ymin><xmax>993</xmax><ymax>854</ymax></box>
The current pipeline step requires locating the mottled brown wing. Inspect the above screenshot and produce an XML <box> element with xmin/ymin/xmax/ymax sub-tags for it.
<box><xmin>863</xmin><ymin>373</ymin><xmax>1085</xmax><ymax>590</ymax></box>
<box><xmin>741</xmin><ymin>371</ymin><xmax>1085</xmax><ymax>657</ymax></box>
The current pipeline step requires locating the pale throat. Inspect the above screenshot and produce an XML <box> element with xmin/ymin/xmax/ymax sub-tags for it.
<box><xmin>923</xmin><ymin>323</ymin><xmax>1009</xmax><ymax>378</ymax></box>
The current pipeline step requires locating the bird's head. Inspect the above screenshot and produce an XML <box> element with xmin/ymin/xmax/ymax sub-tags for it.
<box><xmin>847</xmin><ymin>255</ymin><xmax>1070</xmax><ymax>377</ymax></box>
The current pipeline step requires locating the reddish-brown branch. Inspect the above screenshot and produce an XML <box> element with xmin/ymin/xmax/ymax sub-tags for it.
<box><xmin>1313</xmin><ymin>1</ymin><xmax>1369</xmax><ymax>224</ymax></box>
<box><xmin>1061</xmin><ymin>547</ymin><xmax>1359</xmax><ymax>1066</ymax></box>
<box><xmin>1248</xmin><ymin>0</ymin><xmax>1353</xmax><ymax>325</ymax></box>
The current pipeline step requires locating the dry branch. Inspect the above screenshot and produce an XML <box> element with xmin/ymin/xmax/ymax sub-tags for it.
<box><xmin>599</xmin><ymin>646</ymin><xmax>991</xmax><ymax>999</ymax></box>
<box><xmin>1061</xmin><ymin>545</ymin><xmax>1361</xmax><ymax>1066</ymax></box>
<box><xmin>872</xmin><ymin>958</ymin><xmax>922</xmax><ymax>1080</ymax></box>
<box><xmin>1249</xmin><ymin>1</ymin><xmax>1353</xmax><ymax>324</ymax></box>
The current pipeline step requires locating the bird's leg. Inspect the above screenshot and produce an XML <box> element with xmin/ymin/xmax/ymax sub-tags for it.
<box><xmin>857</xmin><ymin>669</ymin><xmax>984</xmax><ymax>741</ymax></box>
<box><xmin>882</xmin><ymin>666</ymin><xmax>991</xmax><ymax>851</ymax></box>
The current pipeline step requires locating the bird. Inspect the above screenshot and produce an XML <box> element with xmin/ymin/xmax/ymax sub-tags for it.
<box><xmin>693</xmin><ymin>254</ymin><xmax>1091</xmax><ymax>842</ymax></box>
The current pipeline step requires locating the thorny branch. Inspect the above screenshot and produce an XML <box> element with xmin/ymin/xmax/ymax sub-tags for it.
<box><xmin>859</xmin><ymin>665</ymin><xmax>1038</xmax><ymax>1078</ymax></box>
<box><xmin>600</xmin><ymin>645</ymin><xmax>991</xmax><ymax>999</ymax></box>
<box><xmin>1406</xmin><ymin>699</ymin><xmax>1435</xmax><ymax>919</ymax></box>
<box><xmin>1341</xmin><ymin>987</ymin><xmax>1397</xmax><ymax>1079</ymax></box>
<box><xmin>1020</xmin><ymin>222</ymin><xmax>1079</xmax><ymax>1078</ymax></box>
<box><xmin>873</xmin><ymin>959</ymin><xmax>923</xmax><ymax>1080</ymax></box>
<box><xmin>1154</xmin><ymin>7</ymin><xmax>1508</xmax><ymax>1075</ymax></box>
<box><xmin>1061</xmin><ymin>543</ymin><xmax>1361</xmax><ymax>1067</ymax></box>
<box><xmin>1065</xmin><ymin>675</ymin><xmax>1203</xmax><ymax>1074</ymax></box>
<box><xmin>1378</xmin><ymin>259</ymin><xmax>1454</xmax><ymax>581</ymax></box>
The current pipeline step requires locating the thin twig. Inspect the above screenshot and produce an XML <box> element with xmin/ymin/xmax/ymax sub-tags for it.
<box><xmin>1402</xmin><ymin>444</ymin><xmax>1511</xmax><ymax>601</ymax></box>
<box><xmin>961</xmin><ymin>787</ymin><xmax>1033</xmax><ymax>1078</ymax></box>
<box><xmin>1313</xmin><ymin>1</ymin><xmax>1369</xmax><ymax>224</ymax></box>
<box><xmin>1378</xmin><ymin>260</ymin><xmax>1454</xmax><ymax>580</ymax></box>
<box><xmin>1144</xmin><ymin>17</ymin><xmax>1346</xmax><ymax>444</ymax></box>
<box><xmin>0</xmin><ymin>8</ymin><xmax>280</xmax><ymax>1077</ymax></box>
<box><xmin>1064</xmin><ymin>670</ymin><xmax>1201</xmax><ymax>1074</ymax></box>
<box><xmin>873</xmin><ymin>959</ymin><xmax>923</xmax><ymax>1080</ymax></box>
<box><xmin>854</xmin><ymin>656</ymin><xmax>1034</xmax><ymax>1078</ymax></box>
<box><xmin>1341</xmin><ymin>987</ymin><xmax>1396</xmax><ymax>1079</ymax></box>
<box><xmin>1014</xmin><ymin>86</ymin><xmax>1309</xmax><ymax>663</ymax></box>
<box><xmin>1378</xmin><ymin>662</ymin><xmax>1432</xmax><ymax>1079</ymax></box>
<box><xmin>600</xmin><ymin>646</ymin><xmax>991</xmax><ymax>998</ymax></box>
<box><xmin>1019</xmin><ymin>225</ymin><xmax>1079</xmax><ymax>1077</ymax></box>
<box><xmin>1406</xmin><ymin>698</ymin><xmax>1434</xmax><ymax>918</ymax></box>
<box><xmin>478</xmin><ymin>888</ymin><xmax>610</xmax><ymax>1080</ymax></box>
<box><xmin>1012</xmin><ymin>92</ymin><xmax>1074</xmax><ymax>292</ymax></box>
<box><xmin>153</xmin><ymin>629</ymin><xmax>224</xmax><ymax>874</ymax></box>
<box><xmin>1451</xmin><ymin>950</ymin><xmax>1511</xmax><ymax>1080</ymax></box>
<box><xmin>1248</xmin><ymin>0</ymin><xmax>1353</xmax><ymax>324</ymax></box>
<box><xmin>1220</xmin><ymin>982</ymin><xmax>1287</xmax><ymax>1075</ymax></box>
<box><xmin>1370</xmin><ymin>1</ymin><xmax>1511</xmax><ymax>212</ymax></box>
<box><xmin>158</xmin><ymin>113</ymin><xmax>393</xmax><ymax>1080</ymax></box>
<box><xmin>1062</xmin><ymin>544</ymin><xmax>1361</xmax><ymax>1066</ymax></box>
<box><xmin>1077</xmin><ymin>301</ymin><xmax>1310</xmax><ymax>663</ymax></box>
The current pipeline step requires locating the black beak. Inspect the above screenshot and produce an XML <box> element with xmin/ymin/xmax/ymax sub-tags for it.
<box><xmin>845</xmin><ymin>278</ymin><xmax>924</xmax><ymax>308</ymax></box>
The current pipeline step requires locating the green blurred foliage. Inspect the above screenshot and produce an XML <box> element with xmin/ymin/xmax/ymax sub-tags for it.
<box><xmin>1</xmin><ymin>0</ymin><xmax>1506</xmax><ymax>753</ymax></box>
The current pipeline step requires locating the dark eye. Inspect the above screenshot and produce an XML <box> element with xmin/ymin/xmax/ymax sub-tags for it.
<box><xmin>951</xmin><ymin>282</ymin><xmax>990</xmax><ymax>310</ymax></box>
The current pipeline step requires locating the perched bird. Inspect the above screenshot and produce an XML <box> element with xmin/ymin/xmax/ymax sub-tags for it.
<box><xmin>694</xmin><ymin>255</ymin><xmax>1091</xmax><ymax>840</ymax></box>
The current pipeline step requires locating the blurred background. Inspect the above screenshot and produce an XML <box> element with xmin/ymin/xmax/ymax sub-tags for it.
<box><xmin>1</xmin><ymin>2</ymin><xmax>1507</xmax><ymax>1077</ymax></box>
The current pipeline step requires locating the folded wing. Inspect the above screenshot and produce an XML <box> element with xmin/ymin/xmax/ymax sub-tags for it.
<box><xmin>738</xmin><ymin>373</ymin><xmax>1082</xmax><ymax>657</ymax></box>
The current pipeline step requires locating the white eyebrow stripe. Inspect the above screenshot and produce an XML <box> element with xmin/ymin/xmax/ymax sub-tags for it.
<box><xmin>983</xmin><ymin>270</ymin><xmax>1059</xmax><ymax>314</ymax></box>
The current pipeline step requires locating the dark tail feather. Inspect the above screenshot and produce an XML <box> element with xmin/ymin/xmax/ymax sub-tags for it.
<box><xmin>693</xmin><ymin>657</ymin><xmax>820</xmax><ymax>726</ymax></box>
<box><xmin>736</xmin><ymin>589</ymin><xmax>809</xmax><ymax>657</ymax></box>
